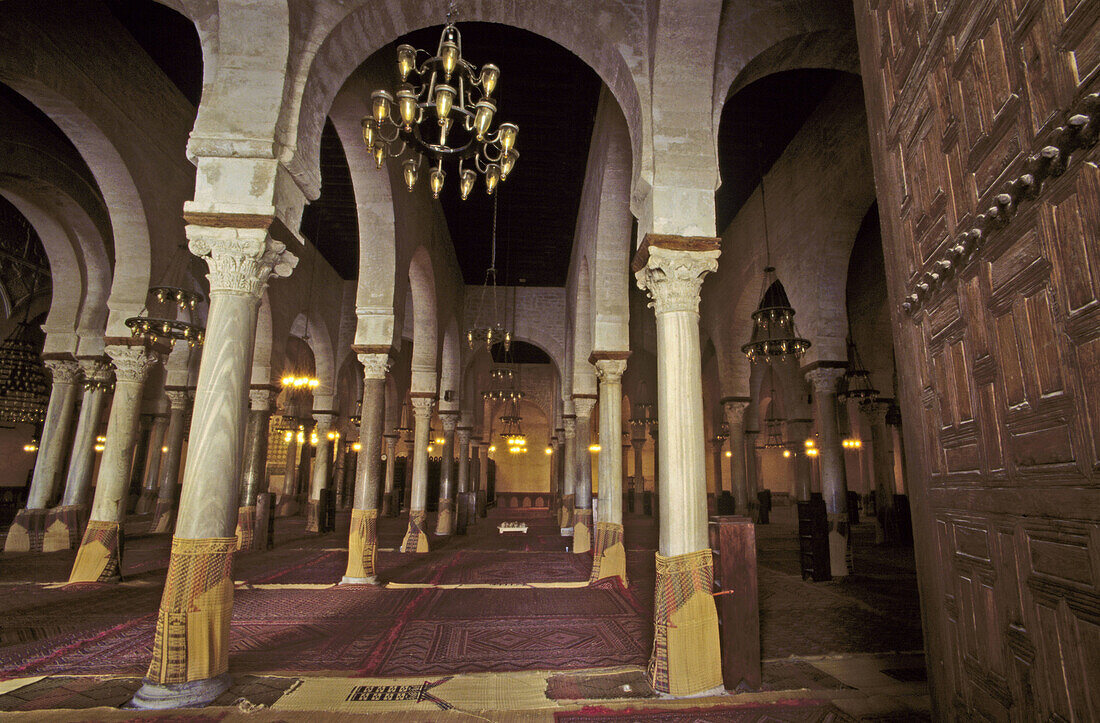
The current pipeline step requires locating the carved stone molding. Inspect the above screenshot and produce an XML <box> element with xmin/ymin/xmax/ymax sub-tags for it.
<box><xmin>78</xmin><ymin>357</ymin><xmax>112</xmax><ymax>384</ymax></box>
<box><xmin>805</xmin><ymin>367</ymin><xmax>845</xmax><ymax>395</ymax></box>
<box><xmin>186</xmin><ymin>225</ymin><xmax>298</xmax><ymax>297</ymax></box>
<box><xmin>166</xmin><ymin>389</ymin><xmax>191</xmax><ymax>410</ymax></box>
<box><xmin>860</xmin><ymin>400</ymin><xmax>889</xmax><ymax>424</ymax></box>
<box><xmin>313</xmin><ymin>412</ymin><xmax>337</xmax><ymax>433</ymax></box>
<box><xmin>722</xmin><ymin>399</ymin><xmax>750</xmax><ymax>425</ymax></box>
<box><xmin>411</xmin><ymin>396</ymin><xmax>434</xmax><ymax>419</ymax></box>
<box><xmin>440</xmin><ymin>411</ymin><xmax>459</xmax><ymax>432</ymax></box>
<box><xmin>594</xmin><ymin>358</ymin><xmax>628</xmax><ymax>383</ymax></box>
<box><xmin>44</xmin><ymin>359</ymin><xmax>82</xmax><ymax>384</ymax></box>
<box><xmin>573</xmin><ymin>396</ymin><xmax>597</xmax><ymax>419</ymax></box>
<box><xmin>634</xmin><ymin>245</ymin><xmax>720</xmax><ymax>315</ymax></box>
<box><xmin>105</xmin><ymin>345</ymin><xmax>159</xmax><ymax>385</ymax></box>
<box><xmin>358</xmin><ymin>352</ymin><xmax>392</xmax><ymax>381</ymax></box>
<box><xmin>563</xmin><ymin>416</ymin><xmax>577</xmax><ymax>437</ymax></box>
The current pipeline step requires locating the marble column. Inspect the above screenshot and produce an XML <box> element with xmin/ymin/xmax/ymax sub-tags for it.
<box><xmin>131</xmin><ymin>224</ymin><xmax>296</xmax><ymax>708</ymax></box>
<box><xmin>276</xmin><ymin>417</ymin><xmax>300</xmax><ymax>517</ymax></box>
<box><xmin>343</xmin><ymin>352</ymin><xmax>388</xmax><ymax>583</ymax></box>
<box><xmin>648</xmin><ymin>423</ymin><xmax>660</xmax><ymax>522</ymax></box>
<box><xmin>434</xmin><ymin>412</ymin><xmax>458</xmax><ymax>535</ymax></box>
<box><xmin>634</xmin><ymin>238</ymin><xmax>722</xmax><ymax>695</ymax></box>
<box><xmin>548</xmin><ymin>433</ymin><xmax>561</xmax><ymax>517</ymax></box>
<box><xmin>807</xmin><ymin>367</ymin><xmax>851</xmax><ymax>578</ymax></box>
<box><xmin>233</xmin><ymin>388</ymin><xmax>273</xmax><ymax>549</ymax></box>
<box><xmin>862</xmin><ymin>400</ymin><xmax>895</xmax><ymax>544</ymax></box>
<box><xmin>787</xmin><ymin>419</ymin><xmax>814</xmax><ymax>502</ymax></box>
<box><xmin>69</xmin><ymin>344</ymin><xmax>160</xmax><ymax>582</ymax></box>
<box><xmin>722</xmin><ymin>400</ymin><xmax>750</xmax><ymax>514</ymax></box>
<box><xmin>400</xmin><ymin>396</ymin><xmax>433</xmax><ymax>553</ymax></box>
<box><xmin>744</xmin><ymin>429</ymin><xmax>760</xmax><ymax>521</ymax></box>
<box><xmin>43</xmin><ymin>360</ymin><xmax>112</xmax><ymax>552</ymax></box>
<box><xmin>711</xmin><ymin>437</ymin><xmax>725</xmax><ymax>502</ymax></box>
<box><xmin>5</xmin><ymin>358</ymin><xmax>82</xmax><ymax>553</ymax></box>
<box><xmin>476</xmin><ymin>436</ymin><xmax>489</xmax><ymax>518</ymax></box>
<box><xmin>135</xmin><ymin>413</ymin><xmax>169</xmax><ymax>514</ymax></box>
<box><xmin>306</xmin><ymin>412</ymin><xmax>336</xmax><ymax>533</ymax></box>
<box><xmin>295</xmin><ymin>419</ymin><xmax>314</xmax><ymax>498</ymax></box>
<box><xmin>631</xmin><ymin>437</ymin><xmax>645</xmax><ymax>514</ymax></box>
<box><xmin>455</xmin><ymin>426</ymin><xmax>472</xmax><ymax>533</ymax></box>
<box><xmin>381</xmin><ymin>434</ymin><xmax>398</xmax><ymax>516</ymax></box>
<box><xmin>150</xmin><ymin>390</ymin><xmax>192</xmax><ymax>535</ymax></box>
<box><xmin>572</xmin><ymin>396</ymin><xmax>596</xmax><ymax>554</ymax></box>
<box><xmin>560</xmin><ymin>416</ymin><xmax>576</xmax><ymax>532</ymax></box>
<box><xmin>468</xmin><ymin>440</ymin><xmax>481</xmax><ymax>525</ymax></box>
<box><xmin>591</xmin><ymin>357</ymin><xmax>628</xmax><ymax>583</ymax></box>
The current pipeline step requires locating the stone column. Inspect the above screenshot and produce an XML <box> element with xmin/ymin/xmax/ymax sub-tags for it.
<box><xmin>711</xmin><ymin>437</ymin><xmax>725</xmax><ymax>500</ymax></box>
<box><xmin>434</xmin><ymin>411</ymin><xmax>458</xmax><ymax>535</ymax></box>
<box><xmin>381</xmin><ymin>434</ymin><xmax>398</xmax><ymax>516</ymax></box>
<box><xmin>648</xmin><ymin>423</ymin><xmax>661</xmax><ymax>522</ymax></box>
<box><xmin>276</xmin><ymin>415</ymin><xmax>300</xmax><ymax>517</ymax></box>
<box><xmin>631</xmin><ymin>437</ymin><xmax>645</xmax><ymax>514</ymax></box>
<box><xmin>400</xmin><ymin>395</ymin><xmax>433</xmax><ymax>553</ymax></box>
<box><xmin>306</xmin><ymin>412</ymin><xmax>336</xmax><ymax>533</ymax></box>
<box><xmin>150</xmin><ymin>390</ymin><xmax>193</xmax><ymax>534</ymax></box>
<box><xmin>295</xmin><ymin>419</ymin><xmax>314</xmax><ymax>498</ymax></box>
<box><xmin>787</xmin><ymin>419</ymin><xmax>814</xmax><ymax>502</ymax></box>
<box><xmin>43</xmin><ymin>360</ymin><xmax>112</xmax><ymax>551</ymax></box>
<box><xmin>548</xmin><ymin>433</ymin><xmax>561</xmax><ymax>516</ymax></box>
<box><xmin>5</xmin><ymin>358</ymin><xmax>82</xmax><ymax>553</ymax></box>
<box><xmin>234</xmin><ymin>388</ymin><xmax>273</xmax><ymax>549</ymax></box>
<box><xmin>69</xmin><ymin>344</ymin><xmax>160</xmax><ymax>582</ymax></box>
<box><xmin>806</xmin><ymin>367</ymin><xmax>851</xmax><ymax>578</ymax></box>
<box><xmin>467</xmin><ymin>440</ymin><xmax>480</xmax><ymax>525</ymax></box>
<box><xmin>634</xmin><ymin>238</ymin><xmax>722</xmax><ymax>696</ymax></box>
<box><xmin>722</xmin><ymin>400</ymin><xmax>750</xmax><ymax>514</ymax></box>
<box><xmin>131</xmin><ymin>224</ymin><xmax>295</xmax><ymax>708</ymax></box>
<box><xmin>559</xmin><ymin>416</ymin><xmax>576</xmax><ymax>532</ymax></box>
<box><xmin>343</xmin><ymin>352</ymin><xmax>388</xmax><ymax>583</ymax></box>
<box><xmin>591</xmin><ymin>357</ymin><xmax>628</xmax><ymax>583</ymax></box>
<box><xmin>744</xmin><ymin>429</ymin><xmax>760</xmax><ymax>521</ymax></box>
<box><xmin>476</xmin><ymin>436</ymin><xmax>489</xmax><ymax>518</ymax></box>
<box><xmin>135</xmin><ymin>414</ymin><xmax>169</xmax><ymax>514</ymax></box>
<box><xmin>862</xmin><ymin>401</ymin><xmax>895</xmax><ymax>544</ymax></box>
<box><xmin>572</xmin><ymin>396</ymin><xmax>596</xmax><ymax>553</ymax></box>
<box><xmin>455</xmin><ymin>426</ymin><xmax>472</xmax><ymax>533</ymax></box>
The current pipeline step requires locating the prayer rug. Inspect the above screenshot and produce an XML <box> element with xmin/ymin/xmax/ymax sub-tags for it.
<box><xmin>553</xmin><ymin>700</ymin><xmax>852</xmax><ymax>722</ymax></box>
<box><xmin>385</xmin><ymin>551</ymin><xmax>590</xmax><ymax>586</ymax></box>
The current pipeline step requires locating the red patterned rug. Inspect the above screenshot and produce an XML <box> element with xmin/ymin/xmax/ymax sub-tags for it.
<box><xmin>555</xmin><ymin>701</ymin><xmax>852</xmax><ymax>722</ymax></box>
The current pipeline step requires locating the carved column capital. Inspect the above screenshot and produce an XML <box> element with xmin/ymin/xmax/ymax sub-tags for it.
<box><xmin>563</xmin><ymin>416</ymin><xmax>577</xmax><ymax>437</ymax></box>
<box><xmin>78</xmin><ymin>357</ymin><xmax>112</xmax><ymax>384</ymax></box>
<box><xmin>166</xmin><ymin>389</ymin><xmax>191</xmax><ymax>410</ymax></box>
<box><xmin>456</xmin><ymin>427</ymin><xmax>472</xmax><ymax>446</ymax></box>
<box><xmin>440</xmin><ymin>411</ymin><xmax>459</xmax><ymax>432</ymax></box>
<box><xmin>44</xmin><ymin>358</ymin><xmax>82</xmax><ymax>384</ymax></box>
<box><xmin>313</xmin><ymin>412</ymin><xmax>337</xmax><ymax>433</ymax></box>
<box><xmin>105</xmin><ymin>345</ymin><xmax>160</xmax><ymax>385</ymax></box>
<box><xmin>573</xmin><ymin>396</ymin><xmax>597</xmax><ymax>420</ymax></box>
<box><xmin>805</xmin><ymin>367</ymin><xmax>846</xmax><ymax>395</ymax></box>
<box><xmin>187</xmin><ymin>225</ymin><xmax>298</xmax><ymax>297</ymax></box>
<box><xmin>359</xmin><ymin>352</ymin><xmax>391</xmax><ymax>381</ymax></box>
<box><xmin>411</xmin><ymin>396</ymin><xmax>434</xmax><ymax>419</ymax></box>
<box><xmin>249</xmin><ymin>387</ymin><xmax>275</xmax><ymax>411</ymax></box>
<box><xmin>631</xmin><ymin>437</ymin><xmax>647</xmax><ymax>450</ymax></box>
<box><xmin>634</xmin><ymin>246</ymin><xmax>719</xmax><ymax>315</ymax></box>
<box><xmin>722</xmin><ymin>400</ymin><xmax>749</xmax><ymax>426</ymax></box>
<box><xmin>860</xmin><ymin>400</ymin><xmax>889</xmax><ymax>424</ymax></box>
<box><xmin>594</xmin><ymin>358</ymin><xmax>628</xmax><ymax>383</ymax></box>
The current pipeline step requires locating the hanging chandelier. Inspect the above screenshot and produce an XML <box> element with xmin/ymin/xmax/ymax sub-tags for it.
<box><xmin>840</xmin><ymin>337</ymin><xmax>879</xmax><ymax>402</ymax></box>
<box><xmin>467</xmin><ymin>194</ymin><xmax>510</xmax><ymax>351</ymax></box>
<box><xmin>0</xmin><ymin>321</ymin><xmax>49</xmax><ymax>425</ymax></box>
<box><xmin>756</xmin><ymin>378</ymin><xmax>791</xmax><ymax>455</ymax></box>
<box><xmin>396</xmin><ymin>398</ymin><xmax>414</xmax><ymax>443</ymax></box>
<box><xmin>125</xmin><ymin>240</ymin><xmax>206</xmax><ymax>349</ymax></box>
<box><xmin>364</xmin><ymin>7</ymin><xmax>518</xmax><ymax>200</ymax></box>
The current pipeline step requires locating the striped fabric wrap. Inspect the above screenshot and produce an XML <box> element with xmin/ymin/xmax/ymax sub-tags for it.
<box><xmin>647</xmin><ymin>548</ymin><xmax>722</xmax><ymax>695</ymax></box>
<box><xmin>401</xmin><ymin>510</ymin><xmax>430</xmax><ymax>553</ymax></box>
<box><xmin>589</xmin><ymin>521</ymin><xmax>627</xmax><ymax>584</ymax></box>
<box><xmin>573</xmin><ymin>508</ymin><xmax>593</xmax><ymax>554</ymax></box>
<box><xmin>345</xmin><ymin>508</ymin><xmax>379</xmax><ymax>579</ymax></box>
<box><xmin>68</xmin><ymin>520</ymin><xmax>123</xmax><ymax>583</ymax></box>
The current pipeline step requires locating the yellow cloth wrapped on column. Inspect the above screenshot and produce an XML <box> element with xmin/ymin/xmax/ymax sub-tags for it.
<box><xmin>559</xmin><ymin>494</ymin><xmax>575</xmax><ymax>528</ymax></box>
<box><xmin>235</xmin><ymin>506</ymin><xmax>255</xmax><ymax>551</ymax></box>
<box><xmin>43</xmin><ymin>505</ymin><xmax>88</xmax><ymax>552</ymax></box>
<box><xmin>589</xmin><ymin>521</ymin><xmax>627</xmax><ymax>584</ymax></box>
<box><xmin>147</xmin><ymin>536</ymin><xmax>236</xmax><ymax>684</ymax></box>
<box><xmin>305</xmin><ymin>500</ymin><xmax>321</xmax><ymax>533</ymax></box>
<box><xmin>150</xmin><ymin>498</ymin><xmax>175</xmax><ymax>534</ymax></box>
<box><xmin>4</xmin><ymin>508</ymin><xmax>47</xmax><ymax>552</ymax></box>
<box><xmin>573</xmin><ymin>508</ymin><xmax>592</xmax><ymax>553</ymax></box>
<box><xmin>647</xmin><ymin>548</ymin><xmax>722</xmax><ymax>695</ymax></box>
<box><xmin>69</xmin><ymin>520</ymin><xmax>123</xmax><ymax>583</ymax></box>
<box><xmin>435</xmin><ymin>499</ymin><xmax>454</xmax><ymax>535</ymax></box>
<box><xmin>400</xmin><ymin>510</ymin><xmax>430</xmax><ymax>553</ymax></box>
<box><xmin>345</xmin><ymin>508</ymin><xmax>378</xmax><ymax>580</ymax></box>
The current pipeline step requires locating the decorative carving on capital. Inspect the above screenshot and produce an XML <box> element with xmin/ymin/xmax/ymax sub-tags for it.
<box><xmin>440</xmin><ymin>412</ymin><xmax>459</xmax><ymax>432</ymax></box>
<box><xmin>166</xmin><ymin>389</ymin><xmax>191</xmax><ymax>410</ymax></box>
<box><xmin>594</xmin><ymin>359</ymin><xmax>628</xmax><ymax>384</ymax></box>
<box><xmin>187</xmin><ymin>226</ymin><xmax>298</xmax><ymax>297</ymax></box>
<box><xmin>359</xmin><ymin>352</ymin><xmax>391</xmax><ymax>381</ymax></box>
<box><xmin>722</xmin><ymin>400</ymin><xmax>750</xmax><ymax>427</ymax></box>
<box><xmin>313</xmin><ymin>412</ymin><xmax>337</xmax><ymax>433</ymax></box>
<box><xmin>411</xmin><ymin>396</ymin><xmax>435</xmax><ymax>419</ymax></box>
<box><xmin>634</xmin><ymin>246</ymin><xmax>719</xmax><ymax>315</ymax></box>
<box><xmin>805</xmin><ymin>367</ymin><xmax>846</xmax><ymax>395</ymax></box>
<box><xmin>44</xmin><ymin>359</ymin><xmax>82</xmax><ymax>385</ymax></box>
<box><xmin>456</xmin><ymin>427</ymin><xmax>472</xmax><ymax>445</ymax></box>
<box><xmin>860</xmin><ymin>400</ymin><xmax>889</xmax><ymax>425</ymax></box>
<box><xmin>105</xmin><ymin>345</ymin><xmax>160</xmax><ymax>384</ymax></box>
<box><xmin>563</xmin><ymin>417</ymin><xmax>577</xmax><ymax>437</ymax></box>
<box><xmin>573</xmin><ymin>396</ymin><xmax>597</xmax><ymax>419</ymax></box>
<box><xmin>79</xmin><ymin>357</ymin><xmax>112</xmax><ymax>385</ymax></box>
<box><xmin>249</xmin><ymin>387</ymin><xmax>274</xmax><ymax>411</ymax></box>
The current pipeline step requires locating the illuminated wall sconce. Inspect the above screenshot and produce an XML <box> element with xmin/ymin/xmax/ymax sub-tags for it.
<box><xmin>724</xmin><ymin>450</ymin><xmax>732</xmax><ymax>458</ymax></box>
<box><xmin>352</xmin><ymin>442</ymin><xmax>362</xmax><ymax>452</ymax></box>
<box><xmin>544</xmin><ymin>446</ymin><xmax>553</xmax><ymax>455</ymax></box>
<box><xmin>588</xmin><ymin>443</ymin><xmax>601</xmax><ymax>453</ymax></box>
<box><xmin>842</xmin><ymin>438</ymin><xmax>862</xmax><ymax>449</ymax></box>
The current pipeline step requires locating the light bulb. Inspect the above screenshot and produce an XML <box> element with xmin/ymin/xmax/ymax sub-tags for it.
<box><xmin>434</xmin><ymin>84</ymin><xmax>455</xmax><ymax>119</ymax></box>
<box><xmin>500</xmin><ymin>149</ymin><xmax>518</xmax><ymax>180</ymax></box>
<box><xmin>403</xmin><ymin>158</ymin><xmax>418</xmax><ymax>191</ymax></box>
<box><xmin>362</xmin><ymin>118</ymin><xmax>375</xmax><ymax>147</ymax></box>
<box><xmin>473</xmin><ymin>99</ymin><xmax>496</xmax><ymax>140</ymax></box>
<box><xmin>373</xmin><ymin>142</ymin><xmax>386</xmax><ymax>169</ymax></box>
<box><xmin>497</xmin><ymin>123</ymin><xmax>518</xmax><ymax>153</ymax></box>
<box><xmin>396</xmin><ymin>44</ymin><xmax>416</xmax><ymax>80</ymax></box>
<box><xmin>397</xmin><ymin>86</ymin><xmax>417</xmax><ymax>127</ymax></box>
<box><xmin>782</xmin><ymin>449</ymin><xmax>792</xmax><ymax>458</ymax></box>
<box><xmin>430</xmin><ymin>166</ymin><xmax>445</xmax><ymax>199</ymax></box>
<box><xmin>460</xmin><ymin>169</ymin><xmax>476</xmax><ymax>200</ymax></box>
<box><xmin>371</xmin><ymin>90</ymin><xmax>393</xmax><ymax>124</ymax></box>
<box><xmin>480</xmin><ymin>64</ymin><xmax>499</xmax><ymax>96</ymax></box>
<box><xmin>485</xmin><ymin>164</ymin><xmax>500</xmax><ymax>194</ymax></box>
<box><xmin>440</xmin><ymin>40</ymin><xmax>459</xmax><ymax>79</ymax></box>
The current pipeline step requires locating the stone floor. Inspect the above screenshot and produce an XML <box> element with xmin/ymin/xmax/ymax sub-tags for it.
<box><xmin>0</xmin><ymin>500</ymin><xmax>929</xmax><ymax>720</ymax></box>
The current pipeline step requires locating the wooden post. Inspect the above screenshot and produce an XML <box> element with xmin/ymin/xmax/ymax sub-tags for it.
<box><xmin>709</xmin><ymin>515</ymin><xmax>761</xmax><ymax>691</ymax></box>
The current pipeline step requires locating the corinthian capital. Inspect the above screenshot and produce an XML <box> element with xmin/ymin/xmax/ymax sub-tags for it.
<box><xmin>358</xmin><ymin>352</ymin><xmax>392</xmax><ymax>381</ymax></box>
<box><xmin>79</xmin><ymin>357</ymin><xmax>112</xmax><ymax>385</ymax></box>
<box><xmin>166</xmin><ymin>389</ymin><xmax>191</xmax><ymax>409</ymax></box>
<box><xmin>573</xmin><ymin>396</ymin><xmax>597</xmax><ymax>420</ymax></box>
<box><xmin>594</xmin><ymin>358</ymin><xmax>628</xmax><ymax>384</ymax></box>
<box><xmin>563</xmin><ymin>416</ymin><xmax>577</xmax><ymax>437</ymax></box>
<box><xmin>105</xmin><ymin>345</ymin><xmax>160</xmax><ymax>384</ymax></box>
<box><xmin>44</xmin><ymin>358</ymin><xmax>82</xmax><ymax>384</ymax></box>
<box><xmin>634</xmin><ymin>245</ymin><xmax>719</xmax><ymax>315</ymax></box>
<box><xmin>722</xmin><ymin>399</ymin><xmax>750</xmax><ymax>426</ymax></box>
<box><xmin>411</xmin><ymin>395</ymin><xmax>435</xmax><ymax>419</ymax></box>
<box><xmin>187</xmin><ymin>225</ymin><xmax>298</xmax><ymax>297</ymax></box>
<box><xmin>805</xmin><ymin>367</ymin><xmax>846</xmax><ymax>395</ymax></box>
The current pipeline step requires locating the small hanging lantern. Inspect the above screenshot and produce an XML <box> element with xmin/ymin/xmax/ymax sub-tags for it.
<box><xmin>741</xmin><ymin>268</ymin><xmax>811</xmax><ymax>364</ymax></box>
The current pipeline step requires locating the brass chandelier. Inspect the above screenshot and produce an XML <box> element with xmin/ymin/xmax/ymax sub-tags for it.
<box><xmin>364</xmin><ymin>11</ymin><xmax>518</xmax><ymax>200</ymax></box>
<box><xmin>125</xmin><ymin>241</ymin><xmax>206</xmax><ymax>349</ymax></box>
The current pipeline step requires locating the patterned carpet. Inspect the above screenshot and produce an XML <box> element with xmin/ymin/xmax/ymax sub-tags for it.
<box><xmin>554</xmin><ymin>701</ymin><xmax>853</xmax><ymax>722</ymax></box>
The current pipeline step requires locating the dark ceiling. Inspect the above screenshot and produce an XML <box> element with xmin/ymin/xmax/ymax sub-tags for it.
<box><xmin>490</xmin><ymin>340</ymin><xmax>551</xmax><ymax>365</ymax></box>
<box><xmin>105</xmin><ymin>0</ymin><xmax>203</xmax><ymax>106</ymax></box>
<box><xmin>716</xmin><ymin>69</ymin><xmax>847</xmax><ymax>232</ymax></box>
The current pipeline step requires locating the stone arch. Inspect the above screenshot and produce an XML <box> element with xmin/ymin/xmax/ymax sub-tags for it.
<box><xmin>406</xmin><ymin>245</ymin><xmax>438</xmax><ymax>395</ymax></box>
<box><xmin>289</xmin><ymin>309</ymin><xmax>336</xmax><ymax>407</ymax></box>
<box><xmin>291</xmin><ymin>6</ymin><xmax>645</xmax><ymax>202</ymax></box>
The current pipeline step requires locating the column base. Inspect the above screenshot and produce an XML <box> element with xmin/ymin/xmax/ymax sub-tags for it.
<box><xmin>573</xmin><ymin>508</ymin><xmax>593</xmax><ymax>554</ymax></box>
<box><xmin>3</xmin><ymin>508</ymin><xmax>48</xmax><ymax>553</ymax></box>
<box><xmin>434</xmin><ymin>499</ymin><xmax>454</xmax><ymax>536</ymax></box>
<box><xmin>235</xmin><ymin>506</ymin><xmax>256</xmax><ymax>551</ymax></box>
<box><xmin>828</xmin><ymin>513</ymin><xmax>851</xmax><ymax>578</ymax></box>
<box><xmin>43</xmin><ymin>505</ymin><xmax>88</xmax><ymax>552</ymax></box>
<box><xmin>559</xmin><ymin>494</ymin><xmax>575</xmax><ymax>529</ymax></box>
<box><xmin>648</xmin><ymin>549</ymin><xmax>722</xmax><ymax>695</ymax></box>
<box><xmin>305</xmin><ymin>500</ymin><xmax>320</xmax><ymax>533</ymax></box>
<box><xmin>69</xmin><ymin>520</ymin><xmax>123</xmax><ymax>583</ymax></box>
<box><xmin>127</xmin><ymin>673</ymin><xmax>231</xmax><ymax>710</ymax></box>
<box><xmin>345</xmin><ymin>509</ymin><xmax>378</xmax><ymax>580</ymax></box>
<box><xmin>150</xmin><ymin>499</ymin><xmax>176</xmax><ymax>534</ymax></box>
<box><xmin>135</xmin><ymin>488</ymin><xmax>158</xmax><ymax>515</ymax></box>
<box><xmin>340</xmin><ymin>575</ymin><xmax>378</xmax><ymax>585</ymax></box>
<box><xmin>590</xmin><ymin>521</ymin><xmax>627</xmax><ymax>584</ymax></box>
<box><xmin>400</xmin><ymin>511</ymin><xmax>429</xmax><ymax>553</ymax></box>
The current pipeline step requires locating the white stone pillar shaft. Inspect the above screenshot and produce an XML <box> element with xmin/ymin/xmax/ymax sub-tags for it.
<box><xmin>722</xmin><ymin>401</ymin><xmax>749</xmax><ymax>513</ymax></box>
<box><xmin>309</xmin><ymin>414</ymin><xmax>336</xmax><ymax>503</ymax></box>
<box><xmin>456</xmin><ymin>428</ymin><xmax>471</xmax><ymax>494</ymax></box>
<box><xmin>573</xmin><ymin>399</ymin><xmax>595</xmax><ymax>511</ymax></box>
<box><xmin>353</xmin><ymin>366</ymin><xmax>387</xmax><ymax>511</ymax></box>
<box><xmin>27</xmin><ymin>360</ymin><xmax>82</xmax><ymax>508</ymax></box>
<box><xmin>60</xmin><ymin>378</ymin><xmax>108</xmax><ymax>507</ymax></box>
<box><xmin>595</xmin><ymin>359</ymin><xmax>627</xmax><ymax>525</ymax></box>
<box><xmin>409</xmin><ymin>397</ymin><xmax>433</xmax><ymax>514</ymax></box>
<box><xmin>807</xmin><ymin>367</ymin><xmax>850</xmax><ymax>578</ymax></box>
